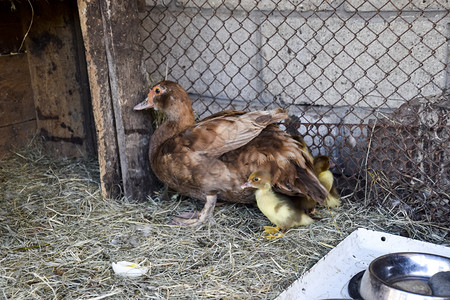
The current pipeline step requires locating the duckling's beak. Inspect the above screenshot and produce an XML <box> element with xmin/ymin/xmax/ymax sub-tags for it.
<box><xmin>241</xmin><ymin>181</ymin><xmax>252</xmax><ymax>189</ymax></box>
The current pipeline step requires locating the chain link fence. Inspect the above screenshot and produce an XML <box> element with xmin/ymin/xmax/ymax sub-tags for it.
<box><xmin>139</xmin><ymin>0</ymin><xmax>449</xmax><ymax>224</ymax></box>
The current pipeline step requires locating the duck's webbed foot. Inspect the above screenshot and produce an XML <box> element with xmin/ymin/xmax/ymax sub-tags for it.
<box><xmin>263</xmin><ymin>226</ymin><xmax>285</xmax><ymax>240</ymax></box>
<box><xmin>265</xmin><ymin>232</ymin><xmax>285</xmax><ymax>240</ymax></box>
<box><xmin>170</xmin><ymin>194</ymin><xmax>217</xmax><ymax>226</ymax></box>
<box><xmin>263</xmin><ymin>226</ymin><xmax>281</xmax><ymax>234</ymax></box>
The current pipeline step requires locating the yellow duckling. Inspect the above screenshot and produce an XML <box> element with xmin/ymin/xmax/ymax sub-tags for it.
<box><xmin>313</xmin><ymin>155</ymin><xmax>341</xmax><ymax>208</ymax></box>
<box><xmin>241</xmin><ymin>170</ymin><xmax>315</xmax><ymax>239</ymax></box>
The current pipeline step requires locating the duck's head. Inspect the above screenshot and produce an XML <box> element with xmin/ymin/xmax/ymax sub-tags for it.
<box><xmin>133</xmin><ymin>81</ymin><xmax>194</xmax><ymax>121</ymax></box>
<box><xmin>313</xmin><ymin>155</ymin><xmax>332</xmax><ymax>174</ymax></box>
<box><xmin>241</xmin><ymin>170</ymin><xmax>272</xmax><ymax>191</ymax></box>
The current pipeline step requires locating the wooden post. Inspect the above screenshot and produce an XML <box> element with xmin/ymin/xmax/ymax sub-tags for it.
<box><xmin>76</xmin><ymin>0</ymin><xmax>121</xmax><ymax>199</ymax></box>
<box><xmin>77</xmin><ymin>0</ymin><xmax>158</xmax><ymax>200</ymax></box>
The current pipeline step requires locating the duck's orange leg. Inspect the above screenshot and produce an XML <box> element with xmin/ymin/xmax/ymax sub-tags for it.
<box><xmin>171</xmin><ymin>194</ymin><xmax>217</xmax><ymax>226</ymax></box>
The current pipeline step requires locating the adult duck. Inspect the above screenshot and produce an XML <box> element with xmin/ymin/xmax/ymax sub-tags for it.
<box><xmin>134</xmin><ymin>80</ymin><xmax>328</xmax><ymax>226</ymax></box>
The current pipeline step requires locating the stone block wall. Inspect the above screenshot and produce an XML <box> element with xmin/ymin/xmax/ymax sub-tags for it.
<box><xmin>140</xmin><ymin>0</ymin><xmax>448</xmax><ymax>123</ymax></box>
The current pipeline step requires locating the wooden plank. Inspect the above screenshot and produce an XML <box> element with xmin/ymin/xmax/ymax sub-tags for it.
<box><xmin>71</xmin><ymin>3</ymin><xmax>97</xmax><ymax>157</ymax></box>
<box><xmin>99</xmin><ymin>0</ymin><xmax>159</xmax><ymax>200</ymax></box>
<box><xmin>24</xmin><ymin>1</ymin><xmax>92</xmax><ymax>158</ymax></box>
<box><xmin>0</xmin><ymin>3</ymin><xmax>37</xmax><ymax>159</ymax></box>
<box><xmin>78</xmin><ymin>0</ymin><xmax>160</xmax><ymax>200</ymax></box>
<box><xmin>0</xmin><ymin>54</ymin><xmax>36</xmax><ymax>127</ymax></box>
<box><xmin>0</xmin><ymin>120</ymin><xmax>37</xmax><ymax>159</ymax></box>
<box><xmin>0</xmin><ymin>1</ymin><xmax>23</xmax><ymax>53</ymax></box>
<box><xmin>76</xmin><ymin>0</ymin><xmax>122</xmax><ymax>199</ymax></box>
<box><xmin>78</xmin><ymin>0</ymin><xmax>159</xmax><ymax>200</ymax></box>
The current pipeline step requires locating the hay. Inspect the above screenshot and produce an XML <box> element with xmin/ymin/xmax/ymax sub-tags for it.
<box><xmin>1</xmin><ymin>143</ymin><xmax>449</xmax><ymax>299</ymax></box>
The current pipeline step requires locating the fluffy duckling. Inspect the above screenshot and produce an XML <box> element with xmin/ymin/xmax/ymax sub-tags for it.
<box><xmin>242</xmin><ymin>170</ymin><xmax>315</xmax><ymax>239</ymax></box>
<box><xmin>313</xmin><ymin>155</ymin><xmax>341</xmax><ymax>208</ymax></box>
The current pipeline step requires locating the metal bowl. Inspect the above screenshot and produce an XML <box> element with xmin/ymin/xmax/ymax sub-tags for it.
<box><xmin>360</xmin><ymin>252</ymin><xmax>450</xmax><ymax>300</ymax></box>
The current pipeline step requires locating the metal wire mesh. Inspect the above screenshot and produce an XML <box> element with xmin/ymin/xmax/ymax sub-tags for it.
<box><xmin>139</xmin><ymin>0</ymin><xmax>449</xmax><ymax>224</ymax></box>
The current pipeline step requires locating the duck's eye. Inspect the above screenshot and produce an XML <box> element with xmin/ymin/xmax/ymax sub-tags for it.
<box><xmin>253</xmin><ymin>178</ymin><xmax>259</xmax><ymax>182</ymax></box>
<box><xmin>154</xmin><ymin>88</ymin><xmax>161</xmax><ymax>94</ymax></box>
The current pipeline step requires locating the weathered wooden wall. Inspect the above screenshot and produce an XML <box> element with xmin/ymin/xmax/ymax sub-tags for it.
<box><xmin>1</xmin><ymin>0</ymin><xmax>158</xmax><ymax>200</ymax></box>
<box><xmin>78</xmin><ymin>0</ymin><xmax>159</xmax><ymax>200</ymax></box>
<box><xmin>23</xmin><ymin>0</ymin><xmax>95</xmax><ymax>158</ymax></box>
<box><xmin>0</xmin><ymin>2</ymin><xmax>36</xmax><ymax>158</ymax></box>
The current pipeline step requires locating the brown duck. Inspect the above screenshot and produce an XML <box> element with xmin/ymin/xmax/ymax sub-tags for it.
<box><xmin>134</xmin><ymin>80</ymin><xmax>328</xmax><ymax>226</ymax></box>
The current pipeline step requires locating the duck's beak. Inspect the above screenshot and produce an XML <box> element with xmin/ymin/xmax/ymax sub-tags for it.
<box><xmin>133</xmin><ymin>97</ymin><xmax>152</xmax><ymax>110</ymax></box>
<box><xmin>241</xmin><ymin>181</ymin><xmax>252</xmax><ymax>189</ymax></box>
<box><xmin>133</xmin><ymin>90</ymin><xmax>155</xmax><ymax>111</ymax></box>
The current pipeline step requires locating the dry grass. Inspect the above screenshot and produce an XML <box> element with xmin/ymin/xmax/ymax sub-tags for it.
<box><xmin>1</xmin><ymin>143</ymin><xmax>449</xmax><ymax>300</ymax></box>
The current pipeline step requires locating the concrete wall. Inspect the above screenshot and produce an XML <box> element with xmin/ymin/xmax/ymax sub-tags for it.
<box><xmin>140</xmin><ymin>0</ymin><xmax>448</xmax><ymax>126</ymax></box>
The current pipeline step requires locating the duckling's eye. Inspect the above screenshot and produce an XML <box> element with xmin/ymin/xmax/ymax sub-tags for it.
<box><xmin>253</xmin><ymin>178</ymin><xmax>260</xmax><ymax>182</ymax></box>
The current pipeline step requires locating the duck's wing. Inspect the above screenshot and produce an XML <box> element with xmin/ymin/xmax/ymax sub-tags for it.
<box><xmin>273</xmin><ymin>164</ymin><xmax>328</xmax><ymax>205</ymax></box>
<box><xmin>201</xmin><ymin>110</ymin><xmax>246</xmax><ymax>121</ymax></box>
<box><xmin>232</xmin><ymin>125</ymin><xmax>328</xmax><ymax>204</ymax></box>
<box><xmin>176</xmin><ymin>108</ymin><xmax>288</xmax><ymax>157</ymax></box>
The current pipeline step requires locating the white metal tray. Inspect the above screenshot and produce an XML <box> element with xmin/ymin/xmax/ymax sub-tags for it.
<box><xmin>277</xmin><ymin>228</ymin><xmax>450</xmax><ymax>300</ymax></box>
